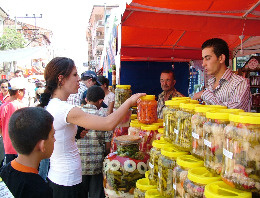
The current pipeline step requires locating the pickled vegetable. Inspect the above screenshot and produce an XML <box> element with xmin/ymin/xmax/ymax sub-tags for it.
<box><xmin>137</xmin><ymin>95</ymin><xmax>157</xmax><ymax>124</ymax></box>
<box><xmin>139</xmin><ymin>125</ymin><xmax>159</xmax><ymax>153</ymax></box>
<box><xmin>114</xmin><ymin>85</ymin><xmax>132</xmax><ymax>108</ymax></box>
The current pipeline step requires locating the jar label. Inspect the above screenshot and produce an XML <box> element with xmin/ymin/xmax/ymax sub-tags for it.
<box><xmin>192</xmin><ymin>132</ymin><xmax>199</xmax><ymax>139</ymax></box>
<box><xmin>204</xmin><ymin>139</ymin><xmax>211</xmax><ymax>148</ymax></box>
<box><xmin>158</xmin><ymin>172</ymin><xmax>161</xmax><ymax>178</ymax></box>
<box><xmin>0</xmin><ymin>180</ymin><xmax>14</xmax><ymax>197</ymax></box>
<box><xmin>174</xmin><ymin>128</ymin><xmax>179</xmax><ymax>134</ymax></box>
<box><xmin>149</xmin><ymin>162</ymin><xmax>154</xmax><ymax>169</ymax></box>
<box><xmin>173</xmin><ymin>183</ymin><xmax>176</xmax><ymax>190</ymax></box>
<box><xmin>223</xmin><ymin>148</ymin><xmax>233</xmax><ymax>159</ymax></box>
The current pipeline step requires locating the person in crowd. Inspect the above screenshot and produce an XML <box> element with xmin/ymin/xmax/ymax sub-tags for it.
<box><xmin>0</xmin><ymin>107</ymin><xmax>54</xmax><ymax>198</ymax></box>
<box><xmin>77</xmin><ymin>85</ymin><xmax>112</xmax><ymax>198</ymax></box>
<box><xmin>38</xmin><ymin>57</ymin><xmax>145</xmax><ymax>198</ymax></box>
<box><xmin>14</xmin><ymin>70</ymin><xmax>24</xmax><ymax>78</ymax></box>
<box><xmin>97</xmin><ymin>75</ymin><xmax>115</xmax><ymax>115</ymax></box>
<box><xmin>157</xmin><ymin>70</ymin><xmax>184</xmax><ymax>119</ymax></box>
<box><xmin>193</xmin><ymin>38</ymin><xmax>251</xmax><ymax>112</ymax></box>
<box><xmin>0</xmin><ymin>79</ymin><xmax>10</xmax><ymax>103</ymax></box>
<box><xmin>0</xmin><ymin>78</ymin><xmax>26</xmax><ymax>165</ymax></box>
<box><xmin>67</xmin><ymin>70</ymin><xmax>102</xmax><ymax>106</ymax></box>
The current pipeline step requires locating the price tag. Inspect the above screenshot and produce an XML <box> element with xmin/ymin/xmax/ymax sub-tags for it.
<box><xmin>173</xmin><ymin>183</ymin><xmax>176</xmax><ymax>190</ymax></box>
<box><xmin>223</xmin><ymin>148</ymin><xmax>233</xmax><ymax>159</ymax></box>
<box><xmin>158</xmin><ymin>172</ymin><xmax>161</xmax><ymax>178</ymax></box>
<box><xmin>174</xmin><ymin>128</ymin><xmax>179</xmax><ymax>134</ymax></box>
<box><xmin>204</xmin><ymin>139</ymin><xmax>211</xmax><ymax>148</ymax></box>
<box><xmin>192</xmin><ymin>132</ymin><xmax>199</xmax><ymax>140</ymax></box>
<box><xmin>0</xmin><ymin>180</ymin><xmax>14</xmax><ymax>198</ymax></box>
<box><xmin>149</xmin><ymin>162</ymin><xmax>154</xmax><ymax>169</ymax></box>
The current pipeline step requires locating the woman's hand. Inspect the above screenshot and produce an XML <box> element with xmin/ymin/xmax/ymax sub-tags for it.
<box><xmin>128</xmin><ymin>93</ymin><xmax>146</xmax><ymax>106</ymax></box>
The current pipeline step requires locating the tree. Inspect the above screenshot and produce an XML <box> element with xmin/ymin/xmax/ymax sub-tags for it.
<box><xmin>0</xmin><ymin>28</ymin><xmax>26</xmax><ymax>50</ymax></box>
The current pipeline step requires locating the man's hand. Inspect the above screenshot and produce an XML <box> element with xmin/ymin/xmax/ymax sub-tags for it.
<box><xmin>193</xmin><ymin>90</ymin><xmax>204</xmax><ymax>100</ymax></box>
<box><xmin>80</xmin><ymin>129</ymin><xmax>88</xmax><ymax>138</ymax></box>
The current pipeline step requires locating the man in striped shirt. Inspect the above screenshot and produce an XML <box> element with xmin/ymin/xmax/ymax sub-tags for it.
<box><xmin>193</xmin><ymin>38</ymin><xmax>251</xmax><ymax>112</ymax></box>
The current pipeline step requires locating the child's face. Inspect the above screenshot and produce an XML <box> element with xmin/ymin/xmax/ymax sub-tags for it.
<box><xmin>44</xmin><ymin>125</ymin><xmax>56</xmax><ymax>158</ymax></box>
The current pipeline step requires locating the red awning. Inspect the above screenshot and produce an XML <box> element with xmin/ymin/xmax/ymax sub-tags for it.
<box><xmin>121</xmin><ymin>0</ymin><xmax>260</xmax><ymax>61</ymax></box>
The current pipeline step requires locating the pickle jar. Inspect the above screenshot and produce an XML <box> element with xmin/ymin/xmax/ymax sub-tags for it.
<box><xmin>148</xmin><ymin>140</ymin><xmax>172</xmax><ymax>185</ymax></box>
<box><xmin>157</xmin><ymin>147</ymin><xmax>188</xmax><ymax>197</ymax></box>
<box><xmin>114</xmin><ymin>85</ymin><xmax>132</xmax><ymax>108</ymax></box>
<box><xmin>191</xmin><ymin>105</ymin><xmax>227</xmax><ymax>159</ymax></box>
<box><xmin>156</xmin><ymin>127</ymin><xmax>164</xmax><ymax>140</ymax></box>
<box><xmin>204</xmin><ymin>181</ymin><xmax>252</xmax><ymax>198</ymax></box>
<box><xmin>134</xmin><ymin>178</ymin><xmax>157</xmax><ymax>198</ymax></box>
<box><xmin>145</xmin><ymin>189</ymin><xmax>166</xmax><ymax>198</ymax></box>
<box><xmin>173</xmin><ymin>103</ymin><xmax>200</xmax><ymax>151</ymax></box>
<box><xmin>139</xmin><ymin>125</ymin><xmax>159</xmax><ymax>153</ymax></box>
<box><xmin>183</xmin><ymin>167</ymin><xmax>221</xmax><ymax>197</ymax></box>
<box><xmin>137</xmin><ymin>95</ymin><xmax>158</xmax><ymax>124</ymax></box>
<box><xmin>131</xmin><ymin>114</ymin><xmax>137</xmax><ymax>120</ymax></box>
<box><xmin>103</xmin><ymin>135</ymin><xmax>150</xmax><ymax>197</ymax></box>
<box><xmin>128</xmin><ymin>122</ymin><xmax>142</xmax><ymax>136</ymax></box>
<box><xmin>221</xmin><ymin>114</ymin><xmax>260</xmax><ymax>192</ymax></box>
<box><xmin>173</xmin><ymin>155</ymin><xmax>204</xmax><ymax>198</ymax></box>
<box><xmin>163</xmin><ymin>100</ymin><xmax>188</xmax><ymax>143</ymax></box>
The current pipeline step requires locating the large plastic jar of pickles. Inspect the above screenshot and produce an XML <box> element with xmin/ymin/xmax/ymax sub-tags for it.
<box><xmin>145</xmin><ymin>189</ymin><xmax>166</xmax><ymax>198</ymax></box>
<box><xmin>221</xmin><ymin>114</ymin><xmax>260</xmax><ymax>192</ymax></box>
<box><xmin>137</xmin><ymin>95</ymin><xmax>158</xmax><ymax>124</ymax></box>
<box><xmin>139</xmin><ymin>125</ymin><xmax>159</xmax><ymax>153</ymax></box>
<box><xmin>134</xmin><ymin>178</ymin><xmax>157</xmax><ymax>198</ymax></box>
<box><xmin>157</xmin><ymin>147</ymin><xmax>188</xmax><ymax>197</ymax></box>
<box><xmin>128</xmin><ymin>122</ymin><xmax>142</xmax><ymax>136</ymax></box>
<box><xmin>191</xmin><ymin>105</ymin><xmax>227</xmax><ymax>159</ymax></box>
<box><xmin>114</xmin><ymin>85</ymin><xmax>132</xmax><ymax>108</ymax></box>
<box><xmin>148</xmin><ymin>140</ymin><xmax>172</xmax><ymax>185</ymax></box>
<box><xmin>156</xmin><ymin>127</ymin><xmax>164</xmax><ymax>140</ymax></box>
<box><xmin>163</xmin><ymin>100</ymin><xmax>188</xmax><ymax>143</ymax></box>
<box><xmin>204</xmin><ymin>181</ymin><xmax>252</xmax><ymax>198</ymax></box>
<box><xmin>173</xmin><ymin>155</ymin><xmax>204</xmax><ymax>198</ymax></box>
<box><xmin>173</xmin><ymin>102</ymin><xmax>200</xmax><ymax>151</ymax></box>
<box><xmin>103</xmin><ymin>135</ymin><xmax>150</xmax><ymax>197</ymax></box>
<box><xmin>183</xmin><ymin>167</ymin><xmax>221</xmax><ymax>197</ymax></box>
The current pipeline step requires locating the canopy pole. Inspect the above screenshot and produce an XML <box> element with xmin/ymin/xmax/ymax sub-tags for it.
<box><xmin>243</xmin><ymin>0</ymin><xmax>260</xmax><ymax>18</ymax></box>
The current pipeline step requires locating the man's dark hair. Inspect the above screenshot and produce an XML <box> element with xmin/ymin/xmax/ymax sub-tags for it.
<box><xmin>0</xmin><ymin>79</ymin><xmax>9</xmax><ymax>85</ymax></box>
<box><xmin>14</xmin><ymin>70</ymin><xmax>23</xmax><ymax>74</ymax></box>
<box><xmin>202</xmin><ymin>38</ymin><xmax>230</xmax><ymax>66</ymax></box>
<box><xmin>86</xmin><ymin>85</ymin><xmax>105</xmax><ymax>102</ymax></box>
<box><xmin>161</xmin><ymin>70</ymin><xmax>175</xmax><ymax>80</ymax></box>
<box><xmin>97</xmin><ymin>75</ymin><xmax>109</xmax><ymax>86</ymax></box>
<box><xmin>9</xmin><ymin>107</ymin><xmax>54</xmax><ymax>155</ymax></box>
<box><xmin>8</xmin><ymin>89</ymin><xmax>20</xmax><ymax>96</ymax></box>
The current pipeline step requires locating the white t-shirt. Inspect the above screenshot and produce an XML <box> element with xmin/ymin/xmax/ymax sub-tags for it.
<box><xmin>103</xmin><ymin>91</ymin><xmax>115</xmax><ymax>106</ymax></box>
<box><xmin>46</xmin><ymin>98</ymin><xmax>82</xmax><ymax>186</ymax></box>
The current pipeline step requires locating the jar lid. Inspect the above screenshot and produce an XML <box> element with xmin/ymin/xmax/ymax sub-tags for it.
<box><xmin>189</xmin><ymin>99</ymin><xmax>200</xmax><ymax>104</ymax></box>
<box><xmin>195</xmin><ymin>105</ymin><xmax>226</xmax><ymax>113</ymax></box>
<box><xmin>116</xmin><ymin>85</ymin><xmax>131</xmax><ymax>89</ymax></box>
<box><xmin>145</xmin><ymin>189</ymin><xmax>164</xmax><ymax>198</ymax></box>
<box><xmin>151</xmin><ymin>122</ymin><xmax>163</xmax><ymax>128</ymax></box>
<box><xmin>161</xmin><ymin>147</ymin><xmax>188</xmax><ymax>159</ymax></box>
<box><xmin>136</xmin><ymin>178</ymin><xmax>156</xmax><ymax>191</ymax></box>
<box><xmin>206</xmin><ymin>111</ymin><xmax>230</xmax><ymax>120</ymax></box>
<box><xmin>158</xmin><ymin>128</ymin><xmax>164</xmax><ymax>134</ymax></box>
<box><xmin>180</xmin><ymin>103</ymin><xmax>201</xmax><ymax>110</ymax></box>
<box><xmin>141</xmin><ymin>125</ymin><xmax>159</xmax><ymax>131</ymax></box>
<box><xmin>204</xmin><ymin>181</ymin><xmax>252</xmax><ymax>198</ymax></box>
<box><xmin>145</xmin><ymin>170</ymin><xmax>149</xmax><ymax>179</ymax></box>
<box><xmin>187</xmin><ymin>167</ymin><xmax>221</xmax><ymax>185</ymax></box>
<box><xmin>217</xmin><ymin>109</ymin><xmax>244</xmax><ymax>113</ymax></box>
<box><xmin>172</xmin><ymin>97</ymin><xmax>191</xmax><ymax>100</ymax></box>
<box><xmin>114</xmin><ymin>135</ymin><xmax>141</xmax><ymax>145</ymax></box>
<box><xmin>237</xmin><ymin>114</ymin><xmax>260</xmax><ymax>124</ymax></box>
<box><xmin>131</xmin><ymin>119</ymin><xmax>139</xmax><ymax>123</ymax></box>
<box><xmin>176</xmin><ymin>155</ymin><xmax>204</xmax><ymax>169</ymax></box>
<box><xmin>239</xmin><ymin>112</ymin><xmax>260</xmax><ymax>116</ymax></box>
<box><xmin>131</xmin><ymin>114</ymin><xmax>137</xmax><ymax>120</ymax></box>
<box><xmin>152</xmin><ymin>139</ymin><xmax>172</xmax><ymax>149</ymax></box>
<box><xmin>130</xmin><ymin>122</ymin><xmax>142</xmax><ymax>128</ymax></box>
<box><xmin>140</xmin><ymin>95</ymin><xmax>155</xmax><ymax>100</ymax></box>
<box><xmin>157</xmin><ymin>119</ymin><xmax>163</xmax><ymax>123</ymax></box>
<box><xmin>165</xmin><ymin>99</ymin><xmax>188</xmax><ymax>107</ymax></box>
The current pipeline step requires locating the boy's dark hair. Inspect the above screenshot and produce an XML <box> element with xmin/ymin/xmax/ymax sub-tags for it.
<box><xmin>161</xmin><ymin>70</ymin><xmax>175</xmax><ymax>80</ymax></box>
<box><xmin>202</xmin><ymin>38</ymin><xmax>230</xmax><ymax>66</ymax></box>
<box><xmin>8</xmin><ymin>89</ymin><xmax>20</xmax><ymax>96</ymax></box>
<box><xmin>86</xmin><ymin>85</ymin><xmax>105</xmax><ymax>102</ymax></box>
<box><xmin>9</xmin><ymin>107</ymin><xmax>54</xmax><ymax>155</ymax></box>
<box><xmin>14</xmin><ymin>70</ymin><xmax>23</xmax><ymax>74</ymax></box>
<box><xmin>0</xmin><ymin>79</ymin><xmax>9</xmax><ymax>85</ymax></box>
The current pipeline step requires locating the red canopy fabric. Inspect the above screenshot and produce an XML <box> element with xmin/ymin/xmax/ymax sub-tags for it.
<box><xmin>121</xmin><ymin>0</ymin><xmax>260</xmax><ymax>61</ymax></box>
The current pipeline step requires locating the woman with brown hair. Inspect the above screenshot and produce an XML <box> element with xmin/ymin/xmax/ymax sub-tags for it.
<box><xmin>39</xmin><ymin>57</ymin><xmax>145</xmax><ymax>198</ymax></box>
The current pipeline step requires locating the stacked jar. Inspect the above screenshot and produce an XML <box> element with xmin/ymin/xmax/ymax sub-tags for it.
<box><xmin>103</xmin><ymin>135</ymin><xmax>150</xmax><ymax>197</ymax></box>
<box><xmin>203</xmin><ymin>109</ymin><xmax>244</xmax><ymax>175</ymax></box>
<box><xmin>156</xmin><ymin>128</ymin><xmax>164</xmax><ymax>140</ymax></box>
<box><xmin>157</xmin><ymin>147</ymin><xmax>188</xmax><ymax>197</ymax></box>
<box><xmin>137</xmin><ymin>95</ymin><xmax>158</xmax><ymax>124</ymax></box>
<box><xmin>128</xmin><ymin>122</ymin><xmax>142</xmax><ymax>136</ymax></box>
<box><xmin>145</xmin><ymin>189</ymin><xmax>166</xmax><ymax>198</ymax></box>
<box><xmin>173</xmin><ymin>102</ymin><xmax>200</xmax><ymax>151</ymax></box>
<box><xmin>139</xmin><ymin>125</ymin><xmax>159</xmax><ymax>153</ymax></box>
<box><xmin>173</xmin><ymin>155</ymin><xmax>204</xmax><ymax>198</ymax></box>
<box><xmin>134</xmin><ymin>178</ymin><xmax>156</xmax><ymax>198</ymax></box>
<box><xmin>204</xmin><ymin>181</ymin><xmax>252</xmax><ymax>198</ymax></box>
<box><xmin>191</xmin><ymin>105</ymin><xmax>227</xmax><ymax>159</ymax></box>
<box><xmin>114</xmin><ymin>85</ymin><xmax>132</xmax><ymax>108</ymax></box>
<box><xmin>183</xmin><ymin>167</ymin><xmax>221</xmax><ymax>197</ymax></box>
<box><xmin>163</xmin><ymin>100</ymin><xmax>188</xmax><ymax>143</ymax></box>
<box><xmin>221</xmin><ymin>113</ymin><xmax>260</xmax><ymax>193</ymax></box>
<box><xmin>148</xmin><ymin>140</ymin><xmax>173</xmax><ymax>185</ymax></box>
